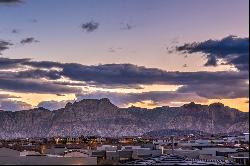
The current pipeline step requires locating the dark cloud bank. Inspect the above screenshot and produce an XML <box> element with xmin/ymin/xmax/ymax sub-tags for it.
<box><xmin>0</xmin><ymin>35</ymin><xmax>248</xmax><ymax>111</ymax></box>
<box><xmin>0</xmin><ymin>58</ymin><xmax>248</xmax><ymax>110</ymax></box>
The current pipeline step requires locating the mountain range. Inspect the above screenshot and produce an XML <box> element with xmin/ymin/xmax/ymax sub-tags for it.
<box><xmin>0</xmin><ymin>98</ymin><xmax>248</xmax><ymax>139</ymax></box>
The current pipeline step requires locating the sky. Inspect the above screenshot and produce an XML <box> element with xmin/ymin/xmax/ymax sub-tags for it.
<box><xmin>0</xmin><ymin>0</ymin><xmax>249</xmax><ymax>112</ymax></box>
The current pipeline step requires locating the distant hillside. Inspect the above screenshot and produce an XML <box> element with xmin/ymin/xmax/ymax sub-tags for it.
<box><xmin>0</xmin><ymin>99</ymin><xmax>248</xmax><ymax>139</ymax></box>
<box><xmin>142</xmin><ymin>129</ymin><xmax>207</xmax><ymax>138</ymax></box>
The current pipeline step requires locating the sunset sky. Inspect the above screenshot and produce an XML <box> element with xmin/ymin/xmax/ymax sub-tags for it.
<box><xmin>0</xmin><ymin>0</ymin><xmax>249</xmax><ymax>112</ymax></box>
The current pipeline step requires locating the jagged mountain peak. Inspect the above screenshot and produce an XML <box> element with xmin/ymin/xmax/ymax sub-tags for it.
<box><xmin>63</xmin><ymin>98</ymin><xmax>118</xmax><ymax>112</ymax></box>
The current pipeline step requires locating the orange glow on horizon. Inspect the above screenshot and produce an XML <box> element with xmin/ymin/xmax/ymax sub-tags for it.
<box><xmin>208</xmin><ymin>98</ymin><xmax>249</xmax><ymax>112</ymax></box>
<box><xmin>1</xmin><ymin>91</ymin><xmax>248</xmax><ymax>112</ymax></box>
<box><xmin>127</xmin><ymin>98</ymin><xmax>249</xmax><ymax>112</ymax></box>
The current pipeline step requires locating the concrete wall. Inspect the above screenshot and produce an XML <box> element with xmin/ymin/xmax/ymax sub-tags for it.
<box><xmin>200</xmin><ymin>148</ymin><xmax>237</xmax><ymax>156</ymax></box>
<box><xmin>199</xmin><ymin>154</ymin><xmax>225</xmax><ymax>160</ymax></box>
<box><xmin>164</xmin><ymin>149</ymin><xmax>200</xmax><ymax>159</ymax></box>
<box><xmin>0</xmin><ymin>156</ymin><xmax>97</xmax><ymax>165</ymax></box>
<box><xmin>132</xmin><ymin>149</ymin><xmax>161</xmax><ymax>159</ymax></box>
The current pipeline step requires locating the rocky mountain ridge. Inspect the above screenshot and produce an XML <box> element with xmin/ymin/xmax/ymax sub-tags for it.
<box><xmin>0</xmin><ymin>98</ymin><xmax>248</xmax><ymax>139</ymax></box>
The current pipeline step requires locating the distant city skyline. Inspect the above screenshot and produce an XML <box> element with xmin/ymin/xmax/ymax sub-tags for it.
<box><xmin>0</xmin><ymin>0</ymin><xmax>249</xmax><ymax>112</ymax></box>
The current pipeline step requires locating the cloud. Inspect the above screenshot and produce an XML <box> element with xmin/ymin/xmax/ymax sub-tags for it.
<box><xmin>0</xmin><ymin>57</ymin><xmax>248</xmax><ymax>100</ymax></box>
<box><xmin>178</xmin><ymin>81</ymin><xmax>249</xmax><ymax>99</ymax></box>
<box><xmin>120</xmin><ymin>23</ymin><xmax>135</xmax><ymax>30</ymax></box>
<box><xmin>204</xmin><ymin>55</ymin><xmax>217</xmax><ymax>66</ymax></box>
<box><xmin>59</xmin><ymin>63</ymin><xmax>248</xmax><ymax>87</ymax></box>
<box><xmin>53</xmin><ymin>81</ymin><xmax>88</xmax><ymax>87</ymax></box>
<box><xmin>29</xmin><ymin>19</ymin><xmax>38</xmax><ymax>23</ymax></box>
<box><xmin>0</xmin><ymin>94</ymin><xmax>20</xmax><ymax>99</ymax></box>
<box><xmin>0</xmin><ymin>40</ymin><xmax>13</xmax><ymax>55</ymax></box>
<box><xmin>11</xmin><ymin>29</ymin><xmax>20</xmax><ymax>34</ymax></box>
<box><xmin>0</xmin><ymin>92</ymin><xmax>31</xmax><ymax>112</ymax></box>
<box><xmin>76</xmin><ymin>91</ymin><xmax>208</xmax><ymax>107</ymax></box>
<box><xmin>56</xmin><ymin>94</ymin><xmax>66</xmax><ymax>96</ymax></box>
<box><xmin>0</xmin><ymin>38</ymin><xmax>39</xmax><ymax>57</ymax></box>
<box><xmin>0</xmin><ymin>78</ymin><xmax>81</xmax><ymax>94</ymax></box>
<box><xmin>0</xmin><ymin>0</ymin><xmax>22</xmax><ymax>4</ymax></box>
<box><xmin>37</xmin><ymin>100</ymin><xmax>73</xmax><ymax>110</ymax></box>
<box><xmin>23</xmin><ymin>60</ymin><xmax>63</xmax><ymax>68</ymax></box>
<box><xmin>20</xmin><ymin>37</ymin><xmax>39</xmax><ymax>44</ymax></box>
<box><xmin>76</xmin><ymin>75</ymin><xmax>248</xmax><ymax>106</ymax></box>
<box><xmin>108</xmin><ymin>48</ymin><xmax>116</xmax><ymax>53</ymax></box>
<box><xmin>107</xmin><ymin>47</ymin><xmax>123</xmax><ymax>53</ymax></box>
<box><xmin>81</xmin><ymin>21</ymin><xmax>99</xmax><ymax>32</ymax></box>
<box><xmin>0</xmin><ymin>100</ymin><xmax>32</xmax><ymax>111</ymax></box>
<box><xmin>15</xmin><ymin>69</ymin><xmax>62</xmax><ymax>80</ymax></box>
<box><xmin>0</xmin><ymin>57</ymin><xmax>29</xmax><ymax>69</ymax></box>
<box><xmin>174</xmin><ymin>35</ymin><xmax>249</xmax><ymax>70</ymax></box>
